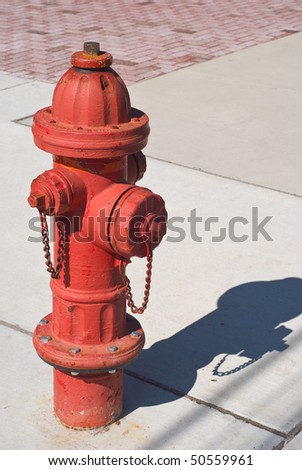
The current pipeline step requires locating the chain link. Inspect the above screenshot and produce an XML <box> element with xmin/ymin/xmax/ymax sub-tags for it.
<box><xmin>39</xmin><ymin>211</ymin><xmax>65</xmax><ymax>279</ymax></box>
<box><xmin>212</xmin><ymin>353</ymin><xmax>261</xmax><ymax>377</ymax></box>
<box><xmin>123</xmin><ymin>248</ymin><xmax>153</xmax><ymax>315</ymax></box>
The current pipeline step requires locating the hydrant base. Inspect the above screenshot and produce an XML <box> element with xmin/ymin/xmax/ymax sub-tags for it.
<box><xmin>53</xmin><ymin>368</ymin><xmax>123</xmax><ymax>429</ymax></box>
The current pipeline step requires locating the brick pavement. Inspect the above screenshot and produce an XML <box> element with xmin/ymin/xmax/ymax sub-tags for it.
<box><xmin>1</xmin><ymin>1</ymin><xmax>302</xmax><ymax>85</ymax></box>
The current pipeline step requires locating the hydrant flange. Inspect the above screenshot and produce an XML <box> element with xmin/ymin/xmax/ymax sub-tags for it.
<box><xmin>33</xmin><ymin>107</ymin><xmax>149</xmax><ymax>159</ymax></box>
<box><xmin>34</xmin><ymin>313</ymin><xmax>144</xmax><ymax>374</ymax></box>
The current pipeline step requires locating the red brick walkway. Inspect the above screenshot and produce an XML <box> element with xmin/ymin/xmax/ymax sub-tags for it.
<box><xmin>2</xmin><ymin>1</ymin><xmax>302</xmax><ymax>85</ymax></box>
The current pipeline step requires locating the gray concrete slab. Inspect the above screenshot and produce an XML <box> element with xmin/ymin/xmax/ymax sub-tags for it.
<box><xmin>0</xmin><ymin>81</ymin><xmax>52</xmax><ymax>124</ymax></box>
<box><xmin>0</xmin><ymin>325</ymin><xmax>281</xmax><ymax>450</ymax></box>
<box><xmin>0</xmin><ymin>121</ymin><xmax>53</xmax><ymax>332</ymax></box>
<box><xmin>129</xmin><ymin>33</ymin><xmax>302</xmax><ymax>196</ymax></box>
<box><xmin>126</xmin><ymin>158</ymin><xmax>302</xmax><ymax>435</ymax></box>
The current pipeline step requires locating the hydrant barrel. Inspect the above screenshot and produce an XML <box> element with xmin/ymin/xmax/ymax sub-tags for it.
<box><xmin>28</xmin><ymin>43</ymin><xmax>167</xmax><ymax>429</ymax></box>
<box><xmin>53</xmin><ymin>369</ymin><xmax>124</xmax><ymax>429</ymax></box>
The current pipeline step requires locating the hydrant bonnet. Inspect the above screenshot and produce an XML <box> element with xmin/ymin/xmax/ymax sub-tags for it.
<box><xmin>32</xmin><ymin>43</ymin><xmax>150</xmax><ymax>159</ymax></box>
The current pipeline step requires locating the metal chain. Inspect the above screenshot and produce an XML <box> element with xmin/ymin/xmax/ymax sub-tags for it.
<box><xmin>39</xmin><ymin>210</ymin><xmax>152</xmax><ymax>307</ymax></box>
<box><xmin>39</xmin><ymin>211</ymin><xmax>65</xmax><ymax>279</ymax></box>
<box><xmin>123</xmin><ymin>249</ymin><xmax>153</xmax><ymax>315</ymax></box>
<box><xmin>212</xmin><ymin>354</ymin><xmax>261</xmax><ymax>377</ymax></box>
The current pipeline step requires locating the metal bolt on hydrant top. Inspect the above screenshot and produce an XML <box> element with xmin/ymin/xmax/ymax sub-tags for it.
<box><xmin>28</xmin><ymin>42</ymin><xmax>167</xmax><ymax>429</ymax></box>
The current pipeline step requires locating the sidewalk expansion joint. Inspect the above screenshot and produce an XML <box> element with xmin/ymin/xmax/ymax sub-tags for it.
<box><xmin>0</xmin><ymin>319</ymin><xmax>32</xmax><ymax>337</ymax></box>
<box><xmin>125</xmin><ymin>368</ymin><xmax>288</xmax><ymax>440</ymax></box>
<box><xmin>13</xmin><ymin>114</ymin><xmax>34</xmax><ymax>127</ymax></box>
<box><xmin>273</xmin><ymin>420</ymin><xmax>302</xmax><ymax>449</ymax></box>
<box><xmin>0</xmin><ymin>81</ymin><xmax>30</xmax><ymax>92</ymax></box>
<box><xmin>146</xmin><ymin>154</ymin><xmax>302</xmax><ymax>199</ymax></box>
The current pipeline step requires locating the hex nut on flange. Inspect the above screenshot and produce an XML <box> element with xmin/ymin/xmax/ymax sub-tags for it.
<box><xmin>70</xmin><ymin>347</ymin><xmax>81</xmax><ymax>355</ymax></box>
<box><xmin>41</xmin><ymin>335</ymin><xmax>52</xmax><ymax>343</ymax></box>
<box><xmin>131</xmin><ymin>331</ymin><xmax>140</xmax><ymax>338</ymax></box>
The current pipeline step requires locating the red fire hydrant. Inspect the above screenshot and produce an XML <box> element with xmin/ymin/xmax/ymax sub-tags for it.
<box><xmin>28</xmin><ymin>42</ymin><xmax>167</xmax><ymax>429</ymax></box>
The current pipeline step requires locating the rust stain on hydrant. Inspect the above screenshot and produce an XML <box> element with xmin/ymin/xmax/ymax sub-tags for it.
<box><xmin>28</xmin><ymin>41</ymin><xmax>167</xmax><ymax>429</ymax></box>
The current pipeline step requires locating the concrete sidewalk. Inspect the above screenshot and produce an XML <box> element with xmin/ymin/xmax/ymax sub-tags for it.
<box><xmin>0</xmin><ymin>34</ymin><xmax>302</xmax><ymax>450</ymax></box>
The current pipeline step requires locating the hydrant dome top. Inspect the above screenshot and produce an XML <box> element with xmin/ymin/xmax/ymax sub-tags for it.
<box><xmin>32</xmin><ymin>42</ymin><xmax>150</xmax><ymax>160</ymax></box>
